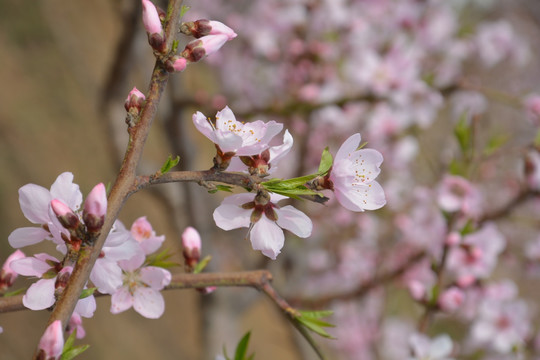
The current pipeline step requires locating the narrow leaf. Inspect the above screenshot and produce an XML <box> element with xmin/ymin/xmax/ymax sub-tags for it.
<box><xmin>79</xmin><ymin>288</ymin><xmax>96</xmax><ymax>299</ymax></box>
<box><xmin>193</xmin><ymin>255</ymin><xmax>212</xmax><ymax>274</ymax></box>
<box><xmin>3</xmin><ymin>287</ymin><xmax>26</xmax><ymax>297</ymax></box>
<box><xmin>317</xmin><ymin>147</ymin><xmax>333</xmax><ymax>175</ymax></box>
<box><xmin>160</xmin><ymin>155</ymin><xmax>180</xmax><ymax>174</ymax></box>
<box><xmin>234</xmin><ymin>331</ymin><xmax>251</xmax><ymax>360</ymax></box>
<box><xmin>180</xmin><ymin>5</ymin><xmax>191</xmax><ymax>17</ymax></box>
<box><xmin>60</xmin><ymin>345</ymin><xmax>90</xmax><ymax>360</ymax></box>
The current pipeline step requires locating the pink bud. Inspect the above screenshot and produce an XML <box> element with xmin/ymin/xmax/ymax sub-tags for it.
<box><xmin>141</xmin><ymin>0</ymin><xmax>162</xmax><ymax>35</ymax></box>
<box><xmin>182</xmin><ymin>226</ymin><xmax>201</xmax><ymax>268</ymax></box>
<box><xmin>124</xmin><ymin>87</ymin><xmax>146</xmax><ymax>112</ymax></box>
<box><xmin>438</xmin><ymin>287</ymin><xmax>464</xmax><ymax>312</ymax></box>
<box><xmin>182</xmin><ymin>35</ymin><xmax>229</xmax><ymax>63</ymax></box>
<box><xmin>197</xmin><ymin>286</ymin><xmax>216</xmax><ymax>295</ymax></box>
<box><xmin>38</xmin><ymin>320</ymin><xmax>64</xmax><ymax>360</ymax></box>
<box><xmin>83</xmin><ymin>183</ymin><xmax>107</xmax><ymax>233</ymax></box>
<box><xmin>182</xmin><ymin>19</ymin><xmax>237</xmax><ymax>40</ymax></box>
<box><xmin>445</xmin><ymin>232</ymin><xmax>461</xmax><ymax>246</ymax></box>
<box><xmin>0</xmin><ymin>250</ymin><xmax>25</xmax><ymax>290</ymax></box>
<box><xmin>51</xmin><ymin>199</ymin><xmax>80</xmax><ymax>230</ymax></box>
<box><xmin>165</xmin><ymin>56</ymin><xmax>188</xmax><ymax>73</ymax></box>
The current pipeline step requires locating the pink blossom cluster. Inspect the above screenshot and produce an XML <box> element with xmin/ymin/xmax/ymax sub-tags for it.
<box><xmin>4</xmin><ymin>173</ymin><xmax>173</xmax><ymax>339</ymax></box>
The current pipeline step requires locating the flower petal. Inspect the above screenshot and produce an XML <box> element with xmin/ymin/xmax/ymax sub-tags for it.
<box><xmin>110</xmin><ymin>287</ymin><xmax>134</xmax><ymax>314</ymax></box>
<box><xmin>49</xmin><ymin>172</ymin><xmax>83</xmax><ymax>211</ymax></box>
<box><xmin>8</xmin><ymin>227</ymin><xmax>51</xmax><ymax>248</ymax></box>
<box><xmin>250</xmin><ymin>216</ymin><xmax>284</xmax><ymax>260</ymax></box>
<box><xmin>213</xmin><ymin>194</ymin><xmax>253</xmax><ymax>230</ymax></box>
<box><xmin>90</xmin><ymin>258</ymin><xmax>123</xmax><ymax>294</ymax></box>
<box><xmin>23</xmin><ymin>279</ymin><xmax>56</xmax><ymax>310</ymax></box>
<box><xmin>133</xmin><ymin>287</ymin><xmax>165</xmax><ymax>319</ymax></box>
<box><xmin>18</xmin><ymin>184</ymin><xmax>51</xmax><ymax>224</ymax></box>
<box><xmin>10</xmin><ymin>254</ymin><xmax>54</xmax><ymax>277</ymax></box>
<box><xmin>275</xmin><ymin>205</ymin><xmax>312</xmax><ymax>238</ymax></box>
<box><xmin>334</xmin><ymin>180</ymin><xmax>386</xmax><ymax>211</ymax></box>
<box><xmin>335</xmin><ymin>133</ymin><xmax>362</xmax><ymax>161</ymax></box>
<box><xmin>74</xmin><ymin>295</ymin><xmax>96</xmax><ymax>318</ymax></box>
<box><xmin>140</xmin><ymin>266</ymin><xmax>171</xmax><ymax>290</ymax></box>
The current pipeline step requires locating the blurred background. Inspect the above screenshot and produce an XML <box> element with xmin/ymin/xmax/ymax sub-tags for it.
<box><xmin>2</xmin><ymin>0</ymin><xmax>540</xmax><ymax>359</ymax></box>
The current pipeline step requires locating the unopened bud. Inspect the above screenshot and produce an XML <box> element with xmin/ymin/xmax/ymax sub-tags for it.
<box><xmin>165</xmin><ymin>56</ymin><xmax>188</xmax><ymax>73</ymax></box>
<box><xmin>124</xmin><ymin>87</ymin><xmax>146</xmax><ymax>113</ymax></box>
<box><xmin>51</xmin><ymin>199</ymin><xmax>80</xmax><ymax>230</ymax></box>
<box><xmin>142</xmin><ymin>0</ymin><xmax>162</xmax><ymax>35</ymax></box>
<box><xmin>38</xmin><ymin>320</ymin><xmax>64</xmax><ymax>360</ymax></box>
<box><xmin>0</xmin><ymin>250</ymin><xmax>25</xmax><ymax>290</ymax></box>
<box><xmin>181</xmin><ymin>35</ymin><xmax>229</xmax><ymax>63</ymax></box>
<box><xmin>181</xmin><ymin>19</ymin><xmax>237</xmax><ymax>40</ymax></box>
<box><xmin>141</xmin><ymin>0</ymin><xmax>165</xmax><ymax>52</ymax></box>
<box><xmin>182</xmin><ymin>227</ymin><xmax>201</xmax><ymax>268</ymax></box>
<box><xmin>83</xmin><ymin>183</ymin><xmax>107</xmax><ymax>233</ymax></box>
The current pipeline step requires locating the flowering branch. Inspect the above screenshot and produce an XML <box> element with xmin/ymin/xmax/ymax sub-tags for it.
<box><xmin>39</xmin><ymin>0</ymin><xmax>185</xmax><ymax>342</ymax></box>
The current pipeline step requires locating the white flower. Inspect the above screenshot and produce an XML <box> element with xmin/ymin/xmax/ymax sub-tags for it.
<box><xmin>213</xmin><ymin>192</ymin><xmax>312</xmax><ymax>259</ymax></box>
<box><xmin>408</xmin><ymin>333</ymin><xmax>455</xmax><ymax>360</ymax></box>
<box><xmin>192</xmin><ymin>106</ymin><xmax>283</xmax><ymax>155</ymax></box>
<box><xmin>329</xmin><ymin>133</ymin><xmax>386</xmax><ymax>211</ymax></box>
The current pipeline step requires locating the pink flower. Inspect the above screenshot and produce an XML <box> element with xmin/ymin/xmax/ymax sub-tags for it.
<box><xmin>525</xmin><ymin>149</ymin><xmax>540</xmax><ymax>191</ymax></box>
<box><xmin>141</xmin><ymin>0</ymin><xmax>162</xmax><ymax>35</ymax></box>
<box><xmin>447</xmin><ymin>223</ymin><xmax>505</xmax><ymax>282</ymax></box>
<box><xmin>192</xmin><ymin>106</ymin><xmax>283</xmax><ymax>156</ymax></box>
<box><xmin>38</xmin><ymin>320</ymin><xmax>64</xmax><ymax>360</ymax></box>
<box><xmin>213</xmin><ymin>192</ymin><xmax>312</xmax><ymax>259</ymax></box>
<box><xmin>90</xmin><ymin>221</ymin><xmax>141</xmax><ymax>295</ymax></box>
<box><xmin>329</xmin><ymin>133</ymin><xmax>386</xmax><ymax>211</ymax></box>
<box><xmin>408</xmin><ymin>333</ymin><xmax>454</xmax><ymax>360</ymax></box>
<box><xmin>227</xmin><ymin>130</ymin><xmax>293</xmax><ymax>176</ymax></box>
<box><xmin>8</xmin><ymin>172</ymin><xmax>82</xmax><ymax>248</ymax></box>
<box><xmin>10</xmin><ymin>254</ymin><xmax>96</xmax><ymax>317</ymax></box>
<box><xmin>471</xmin><ymin>299</ymin><xmax>531</xmax><ymax>353</ymax></box>
<box><xmin>0</xmin><ymin>250</ymin><xmax>25</xmax><ymax>291</ymax></box>
<box><xmin>130</xmin><ymin>216</ymin><xmax>165</xmax><ymax>255</ymax></box>
<box><xmin>437</xmin><ymin>175</ymin><xmax>482</xmax><ymax>218</ymax></box>
<box><xmin>110</xmin><ymin>253</ymin><xmax>171</xmax><ymax>319</ymax></box>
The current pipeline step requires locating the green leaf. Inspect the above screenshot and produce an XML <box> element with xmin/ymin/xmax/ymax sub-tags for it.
<box><xmin>234</xmin><ymin>332</ymin><xmax>251</xmax><ymax>360</ymax></box>
<box><xmin>317</xmin><ymin>147</ymin><xmax>333</xmax><ymax>175</ymax></box>
<box><xmin>192</xmin><ymin>255</ymin><xmax>212</xmax><ymax>274</ymax></box>
<box><xmin>145</xmin><ymin>248</ymin><xmax>179</xmax><ymax>269</ymax></box>
<box><xmin>60</xmin><ymin>345</ymin><xmax>90</xmax><ymax>360</ymax></box>
<box><xmin>208</xmin><ymin>185</ymin><xmax>234</xmax><ymax>194</ymax></box>
<box><xmin>459</xmin><ymin>219</ymin><xmax>476</xmax><ymax>236</ymax></box>
<box><xmin>448</xmin><ymin>158</ymin><xmax>466</xmax><ymax>177</ymax></box>
<box><xmin>262</xmin><ymin>175</ymin><xmax>325</xmax><ymax>200</ymax></box>
<box><xmin>483</xmin><ymin>134</ymin><xmax>507</xmax><ymax>156</ymax></box>
<box><xmin>160</xmin><ymin>155</ymin><xmax>180</xmax><ymax>174</ymax></box>
<box><xmin>79</xmin><ymin>288</ymin><xmax>96</xmax><ymax>299</ymax></box>
<box><xmin>454</xmin><ymin>112</ymin><xmax>472</xmax><ymax>154</ymax></box>
<box><xmin>180</xmin><ymin>5</ymin><xmax>191</xmax><ymax>17</ymax></box>
<box><xmin>61</xmin><ymin>329</ymin><xmax>90</xmax><ymax>360</ymax></box>
<box><xmin>296</xmin><ymin>310</ymin><xmax>335</xmax><ymax>339</ymax></box>
<box><xmin>172</xmin><ymin>40</ymin><xmax>179</xmax><ymax>53</ymax></box>
<box><xmin>2</xmin><ymin>287</ymin><xmax>26</xmax><ymax>297</ymax></box>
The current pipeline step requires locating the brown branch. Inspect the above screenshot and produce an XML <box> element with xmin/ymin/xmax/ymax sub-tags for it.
<box><xmin>134</xmin><ymin>169</ymin><xmax>262</xmax><ymax>192</ymax></box>
<box><xmin>34</xmin><ymin>2</ymin><xmax>185</xmax><ymax>355</ymax></box>
<box><xmin>6</xmin><ymin>269</ymin><xmax>328</xmax><ymax>360</ymax></box>
<box><xmin>478</xmin><ymin>188</ymin><xmax>539</xmax><ymax>225</ymax></box>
